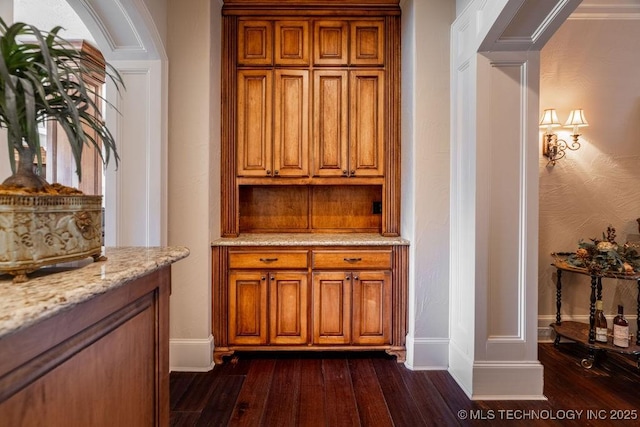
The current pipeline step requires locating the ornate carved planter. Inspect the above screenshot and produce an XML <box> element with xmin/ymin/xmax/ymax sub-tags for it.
<box><xmin>0</xmin><ymin>194</ymin><xmax>103</xmax><ymax>282</ymax></box>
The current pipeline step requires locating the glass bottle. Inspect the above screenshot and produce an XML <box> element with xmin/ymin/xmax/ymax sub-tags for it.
<box><xmin>612</xmin><ymin>305</ymin><xmax>629</xmax><ymax>348</ymax></box>
<box><xmin>594</xmin><ymin>300</ymin><xmax>608</xmax><ymax>344</ymax></box>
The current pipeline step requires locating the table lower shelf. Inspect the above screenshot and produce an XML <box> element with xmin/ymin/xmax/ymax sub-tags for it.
<box><xmin>551</xmin><ymin>321</ymin><xmax>640</xmax><ymax>355</ymax></box>
<box><xmin>551</xmin><ymin>321</ymin><xmax>640</xmax><ymax>369</ymax></box>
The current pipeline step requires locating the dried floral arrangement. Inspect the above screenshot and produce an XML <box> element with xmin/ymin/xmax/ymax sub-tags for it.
<box><xmin>564</xmin><ymin>226</ymin><xmax>640</xmax><ymax>275</ymax></box>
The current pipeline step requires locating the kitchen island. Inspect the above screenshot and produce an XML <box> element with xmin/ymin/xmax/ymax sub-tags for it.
<box><xmin>0</xmin><ymin>246</ymin><xmax>189</xmax><ymax>426</ymax></box>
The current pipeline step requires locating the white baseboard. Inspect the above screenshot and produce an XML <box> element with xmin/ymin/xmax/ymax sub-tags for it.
<box><xmin>471</xmin><ymin>361</ymin><xmax>546</xmax><ymax>400</ymax></box>
<box><xmin>404</xmin><ymin>335</ymin><xmax>449</xmax><ymax>370</ymax></box>
<box><xmin>169</xmin><ymin>335</ymin><xmax>214</xmax><ymax>372</ymax></box>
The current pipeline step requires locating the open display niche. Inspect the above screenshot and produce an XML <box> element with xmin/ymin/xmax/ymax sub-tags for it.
<box><xmin>239</xmin><ymin>185</ymin><xmax>383</xmax><ymax>233</ymax></box>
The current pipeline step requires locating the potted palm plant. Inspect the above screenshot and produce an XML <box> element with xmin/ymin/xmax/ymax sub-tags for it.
<box><xmin>0</xmin><ymin>18</ymin><xmax>123</xmax><ymax>282</ymax></box>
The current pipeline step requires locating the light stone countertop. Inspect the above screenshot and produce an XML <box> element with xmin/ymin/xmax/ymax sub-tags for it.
<box><xmin>0</xmin><ymin>246</ymin><xmax>189</xmax><ymax>339</ymax></box>
<box><xmin>212</xmin><ymin>233</ymin><xmax>410</xmax><ymax>247</ymax></box>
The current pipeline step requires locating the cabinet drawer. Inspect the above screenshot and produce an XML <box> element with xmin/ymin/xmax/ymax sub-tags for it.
<box><xmin>229</xmin><ymin>250</ymin><xmax>308</xmax><ymax>269</ymax></box>
<box><xmin>312</xmin><ymin>250</ymin><xmax>391</xmax><ymax>269</ymax></box>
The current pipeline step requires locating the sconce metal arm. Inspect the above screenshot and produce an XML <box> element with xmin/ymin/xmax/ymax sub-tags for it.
<box><xmin>543</xmin><ymin>133</ymin><xmax>582</xmax><ymax>166</ymax></box>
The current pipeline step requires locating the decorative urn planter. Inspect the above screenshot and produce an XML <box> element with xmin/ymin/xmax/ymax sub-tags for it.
<box><xmin>0</xmin><ymin>20</ymin><xmax>123</xmax><ymax>282</ymax></box>
<box><xmin>0</xmin><ymin>193</ymin><xmax>104</xmax><ymax>282</ymax></box>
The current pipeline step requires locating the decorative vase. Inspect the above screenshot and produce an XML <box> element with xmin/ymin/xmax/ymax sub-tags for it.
<box><xmin>0</xmin><ymin>193</ymin><xmax>104</xmax><ymax>282</ymax></box>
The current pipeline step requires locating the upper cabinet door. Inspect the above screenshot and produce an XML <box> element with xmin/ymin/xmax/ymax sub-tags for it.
<box><xmin>275</xmin><ymin>20</ymin><xmax>310</xmax><ymax>66</ymax></box>
<box><xmin>273</xmin><ymin>69</ymin><xmax>309</xmax><ymax>177</ymax></box>
<box><xmin>350</xmin><ymin>20</ymin><xmax>385</xmax><ymax>66</ymax></box>
<box><xmin>313</xmin><ymin>20</ymin><xmax>348</xmax><ymax>66</ymax></box>
<box><xmin>349</xmin><ymin>70</ymin><xmax>385</xmax><ymax>177</ymax></box>
<box><xmin>312</xmin><ymin>70</ymin><xmax>348</xmax><ymax>177</ymax></box>
<box><xmin>237</xmin><ymin>70</ymin><xmax>273</xmax><ymax>176</ymax></box>
<box><xmin>238</xmin><ymin>20</ymin><xmax>273</xmax><ymax>66</ymax></box>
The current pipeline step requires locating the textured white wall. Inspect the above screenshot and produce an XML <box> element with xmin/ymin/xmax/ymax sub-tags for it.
<box><xmin>401</xmin><ymin>0</ymin><xmax>454</xmax><ymax>369</ymax></box>
<box><xmin>539</xmin><ymin>17</ymin><xmax>640</xmax><ymax>330</ymax></box>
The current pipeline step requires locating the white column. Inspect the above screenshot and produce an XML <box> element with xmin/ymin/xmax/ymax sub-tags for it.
<box><xmin>470</xmin><ymin>51</ymin><xmax>543</xmax><ymax>399</ymax></box>
<box><xmin>449</xmin><ymin>0</ymin><xmax>546</xmax><ymax>400</ymax></box>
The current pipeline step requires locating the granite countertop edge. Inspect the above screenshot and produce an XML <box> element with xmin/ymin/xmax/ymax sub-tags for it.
<box><xmin>0</xmin><ymin>246</ymin><xmax>190</xmax><ymax>339</ymax></box>
<box><xmin>211</xmin><ymin>233</ymin><xmax>411</xmax><ymax>246</ymax></box>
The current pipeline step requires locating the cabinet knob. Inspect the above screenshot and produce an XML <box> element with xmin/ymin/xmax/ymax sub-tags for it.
<box><xmin>353</xmin><ymin>275</ymin><xmax>359</xmax><ymax>281</ymax></box>
<box><xmin>261</xmin><ymin>276</ymin><xmax>266</xmax><ymax>281</ymax></box>
<box><xmin>350</xmin><ymin>170</ymin><xmax>355</xmax><ymax>175</ymax></box>
<box><xmin>270</xmin><ymin>276</ymin><xmax>275</xmax><ymax>281</ymax></box>
<box><xmin>342</xmin><ymin>170</ymin><xmax>348</xmax><ymax>175</ymax></box>
<box><xmin>274</xmin><ymin>170</ymin><xmax>279</xmax><ymax>175</ymax></box>
<box><xmin>266</xmin><ymin>170</ymin><xmax>271</xmax><ymax>175</ymax></box>
<box><xmin>345</xmin><ymin>274</ymin><xmax>351</xmax><ymax>280</ymax></box>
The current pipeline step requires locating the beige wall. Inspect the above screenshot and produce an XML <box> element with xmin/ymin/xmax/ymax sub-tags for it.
<box><xmin>539</xmin><ymin>18</ymin><xmax>640</xmax><ymax>330</ymax></box>
<box><xmin>167</xmin><ymin>0</ymin><xmax>218</xmax><ymax>368</ymax></box>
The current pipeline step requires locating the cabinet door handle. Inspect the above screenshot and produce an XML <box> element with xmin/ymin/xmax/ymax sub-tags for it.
<box><xmin>259</xmin><ymin>258</ymin><xmax>278</xmax><ymax>263</ymax></box>
<box><xmin>343</xmin><ymin>257</ymin><xmax>362</xmax><ymax>263</ymax></box>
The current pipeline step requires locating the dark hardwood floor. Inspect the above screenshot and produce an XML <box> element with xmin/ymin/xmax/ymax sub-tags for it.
<box><xmin>170</xmin><ymin>343</ymin><xmax>640</xmax><ymax>426</ymax></box>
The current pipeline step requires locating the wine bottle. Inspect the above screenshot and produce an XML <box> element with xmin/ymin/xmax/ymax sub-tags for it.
<box><xmin>594</xmin><ymin>300</ymin><xmax>608</xmax><ymax>344</ymax></box>
<box><xmin>613</xmin><ymin>305</ymin><xmax>629</xmax><ymax>348</ymax></box>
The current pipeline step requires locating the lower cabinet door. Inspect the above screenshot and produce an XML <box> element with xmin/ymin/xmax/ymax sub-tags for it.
<box><xmin>269</xmin><ymin>271</ymin><xmax>309</xmax><ymax>344</ymax></box>
<box><xmin>312</xmin><ymin>271</ymin><xmax>351</xmax><ymax>344</ymax></box>
<box><xmin>352</xmin><ymin>270</ymin><xmax>391</xmax><ymax>345</ymax></box>
<box><xmin>229</xmin><ymin>271</ymin><xmax>268</xmax><ymax>345</ymax></box>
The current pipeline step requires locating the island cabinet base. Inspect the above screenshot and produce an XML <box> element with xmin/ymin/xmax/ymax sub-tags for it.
<box><xmin>212</xmin><ymin>241</ymin><xmax>408</xmax><ymax>364</ymax></box>
<box><xmin>0</xmin><ymin>267</ymin><xmax>172</xmax><ymax>426</ymax></box>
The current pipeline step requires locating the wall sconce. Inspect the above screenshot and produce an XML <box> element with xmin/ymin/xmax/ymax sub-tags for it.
<box><xmin>539</xmin><ymin>108</ymin><xmax>588</xmax><ymax>166</ymax></box>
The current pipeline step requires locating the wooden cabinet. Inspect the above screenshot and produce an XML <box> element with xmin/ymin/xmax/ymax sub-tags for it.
<box><xmin>0</xmin><ymin>264</ymin><xmax>176</xmax><ymax>426</ymax></box>
<box><xmin>228</xmin><ymin>250</ymin><xmax>308</xmax><ymax>345</ymax></box>
<box><xmin>313</xmin><ymin>20</ymin><xmax>385</xmax><ymax>66</ymax></box>
<box><xmin>350</xmin><ymin>21</ymin><xmax>385</xmax><ymax>66</ymax></box>
<box><xmin>313</xmin><ymin>20</ymin><xmax>348</xmax><ymax>65</ymax></box>
<box><xmin>274</xmin><ymin>69</ymin><xmax>309</xmax><ymax>177</ymax></box>
<box><xmin>269</xmin><ymin>271</ymin><xmax>308</xmax><ymax>344</ymax></box>
<box><xmin>221</xmin><ymin>2</ymin><xmax>401</xmax><ymax>236</ymax></box>
<box><xmin>237</xmin><ymin>70</ymin><xmax>273</xmax><ymax>176</ymax></box>
<box><xmin>236</xmin><ymin>69</ymin><xmax>309</xmax><ymax>178</ymax></box>
<box><xmin>213</xmin><ymin>243</ymin><xmax>407</xmax><ymax>363</ymax></box>
<box><xmin>312</xmin><ymin>70</ymin><xmax>384</xmax><ymax>177</ymax></box>
<box><xmin>275</xmin><ymin>20</ymin><xmax>310</xmax><ymax>66</ymax></box>
<box><xmin>312</xmin><ymin>249</ymin><xmax>391</xmax><ymax>345</ymax></box>
<box><xmin>229</xmin><ymin>270</ymin><xmax>308</xmax><ymax>345</ymax></box>
<box><xmin>312</xmin><ymin>270</ymin><xmax>390</xmax><ymax>345</ymax></box>
<box><xmin>238</xmin><ymin>20</ymin><xmax>273</xmax><ymax>66</ymax></box>
<box><xmin>229</xmin><ymin>271</ymin><xmax>268</xmax><ymax>344</ymax></box>
<box><xmin>46</xmin><ymin>41</ymin><xmax>105</xmax><ymax>195</ymax></box>
<box><xmin>312</xmin><ymin>271</ymin><xmax>351</xmax><ymax>344</ymax></box>
<box><xmin>216</xmin><ymin>0</ymin><xmax>404</xmax><ymax>362</ymax></box>
<box><xmin>352</xmin><ymin>270</ymin><xmax>391</xmax><ymax>344</ymax></box>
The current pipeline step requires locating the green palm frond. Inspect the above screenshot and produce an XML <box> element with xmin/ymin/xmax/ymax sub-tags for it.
<box><xmin>0</xmin><ymin>17</ymin><xmax>124</xmax><ymax>182</ymax></box>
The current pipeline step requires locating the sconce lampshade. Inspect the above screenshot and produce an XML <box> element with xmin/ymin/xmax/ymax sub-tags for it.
<box><xmin>564</xmin><ymin>109</ymin><xmax>589</xmax><ymax>128</ymax></box>
<box><xmin>539</xmin><ymin>109</ymin><xmax>561</xmax><ymax>128</ymax></box>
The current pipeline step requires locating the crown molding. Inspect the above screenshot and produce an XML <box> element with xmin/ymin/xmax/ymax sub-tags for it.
<box><xmin>569</xmin><ymin>3</ymin><xmax>640</xmax><ymax>20</ymax></box>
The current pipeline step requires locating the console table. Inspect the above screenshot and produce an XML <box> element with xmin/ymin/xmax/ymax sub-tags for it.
<box><xmin>550</xmin><ymin>257</ymin><xmax>640</xmax><ymax>369</ymax></box>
